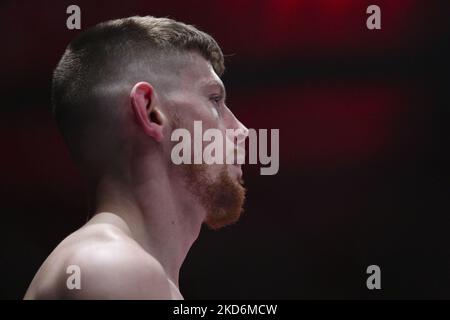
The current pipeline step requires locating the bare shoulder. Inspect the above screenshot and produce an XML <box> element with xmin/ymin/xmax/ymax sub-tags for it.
<box><xmin>25</xmin><ymin>223</ymin><xmax>172</xmax><ymax>300</ymax></box>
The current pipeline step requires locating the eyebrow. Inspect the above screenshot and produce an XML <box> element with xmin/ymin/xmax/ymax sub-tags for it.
<box><xmin>201</xmin><ymin>80</ymin><xmax>227</xmax><ymax>101</ymax></box>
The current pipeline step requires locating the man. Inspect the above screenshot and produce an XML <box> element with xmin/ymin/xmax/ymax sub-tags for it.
<box><xmin>24</xmin><ymin>16</ymin><xmax>248</xmax><ymax>300</ymax></box>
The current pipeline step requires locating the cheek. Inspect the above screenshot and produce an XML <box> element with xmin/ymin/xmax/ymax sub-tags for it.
<box><xmin>211</xmin><ymin>106</ymin><xmax>219</xmax><ymax>119</ymax></box>
<box><xmin>196</xmin><ymin>100</ymin><xmax>219</xmax><ymax>124</ymax></box>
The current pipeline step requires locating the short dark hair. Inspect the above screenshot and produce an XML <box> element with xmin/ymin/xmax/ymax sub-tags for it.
<box><xmin>51</xmin><ymin>16</ymin><xmax>225</xmax><ymax>172</ymax></box>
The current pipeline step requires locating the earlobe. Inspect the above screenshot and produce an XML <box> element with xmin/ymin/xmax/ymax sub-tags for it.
<box><xmin>130</xmin><ymin>82</ymin><xmax>165</xmax><ymax>142</ymax></box>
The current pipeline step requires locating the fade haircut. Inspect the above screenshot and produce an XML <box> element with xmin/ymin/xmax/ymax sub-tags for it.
<box><xmin>51</xmin><ymin>16</ymin><xmax>225</xmax><ymax>174</ymax></box>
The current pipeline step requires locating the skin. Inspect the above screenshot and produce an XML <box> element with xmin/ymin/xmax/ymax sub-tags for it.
<box><xmin>24</xmin><ymin>52</ymin><xmax>248</xmax><ymax>300</ymax></box>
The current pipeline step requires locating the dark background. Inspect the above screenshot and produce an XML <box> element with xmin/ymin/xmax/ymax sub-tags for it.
<box><xmin>1</xmin><ymin>0</ymin><xmax>449</xmax><ymax>299</ymax></box>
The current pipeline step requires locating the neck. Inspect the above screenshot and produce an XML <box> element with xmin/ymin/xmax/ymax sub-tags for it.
<box><xmin>89</xmin><ymin>161</ymin><xmax>205</xmax><ymax>288</ymax></box>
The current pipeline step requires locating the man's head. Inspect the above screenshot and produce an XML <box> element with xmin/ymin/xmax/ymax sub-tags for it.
<box><xmin>52</xmin><ymin>16</ymin><xmax>248</xmax><ymax>229</ymax></box>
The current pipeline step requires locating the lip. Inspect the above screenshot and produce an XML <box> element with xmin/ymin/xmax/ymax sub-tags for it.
<box><xmin>232</xmin><ymin>164</ymin><xmax>243</xmax><ymax>176</ymax></box>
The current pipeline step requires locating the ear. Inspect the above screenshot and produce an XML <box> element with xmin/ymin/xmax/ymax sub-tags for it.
<box><xmin>130</xmin><ymin>82</ymin><xmax>165</xmax><ymax>142</ymax></box>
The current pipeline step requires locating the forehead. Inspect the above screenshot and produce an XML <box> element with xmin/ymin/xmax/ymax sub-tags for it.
<box><xmin>176</xmin><ymin>52</ymin><xmax>224</xmax><ymax>91</ymax></box>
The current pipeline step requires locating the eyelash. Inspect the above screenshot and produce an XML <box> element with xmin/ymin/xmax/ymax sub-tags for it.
<box><xmin>210</xmin><ymin>95</ymin><xmax>223</xmax><ymax>109</ymax></box>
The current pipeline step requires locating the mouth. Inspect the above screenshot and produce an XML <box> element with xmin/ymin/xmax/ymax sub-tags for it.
<box><xmin>235</xmin><ymin>166</ymin><xmax>245</xmax><ymax>186</ymax></box>
<box><xmin>232</xmin><ymin>164</ymin><xmax>243</xmax><ymax>177</ymax></box>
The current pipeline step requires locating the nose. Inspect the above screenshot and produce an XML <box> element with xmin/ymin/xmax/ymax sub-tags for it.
<box><xmin>235</xmin><ymin>119</ymin><xmax>249</xmax><ymax>144</ymax></box>
<box><xmin>227</xmin><ymin>109</ymin><xmax>248</xmax><ymax>143</ymax></box>
<box><xmin>224</xmin><ymin>109</ymin><xmax>248</xmax><ymax>165</ymax></box>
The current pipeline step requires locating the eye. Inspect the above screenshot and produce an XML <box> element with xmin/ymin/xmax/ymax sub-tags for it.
<box><xmin>210</xmin><ymin>95</ymin><xmax>224</xmax><ymax>110</ymax></box>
